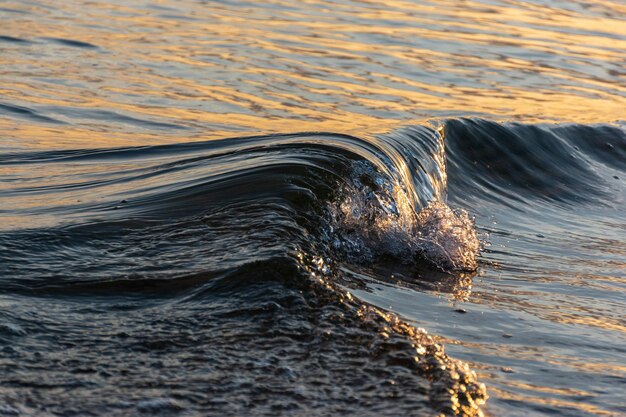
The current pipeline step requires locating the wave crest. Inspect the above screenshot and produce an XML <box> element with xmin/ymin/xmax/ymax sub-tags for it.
<box><xmin>324</xmin><ymin>160</ymin><xmax>480</xmax><ymax>271</ymax></box>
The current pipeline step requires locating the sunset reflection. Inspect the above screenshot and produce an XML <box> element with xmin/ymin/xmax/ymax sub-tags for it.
<box><xmin>1</xmin><ymin>0</ymin><xmax>625</xmax><ymax>149</ymax></box>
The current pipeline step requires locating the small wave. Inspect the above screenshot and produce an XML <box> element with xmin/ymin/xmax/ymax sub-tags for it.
<box><xmin>41</xmin><ymin>37</ymin><xmax>98</xmax><ymax>49</ymax></box>
<box><xmin>0</xmin><ymin>124</ymin><xmax>489</xmax><ymax>415</ymax></box>
<box><xmin>5</xmin><ymin>119</ymin><xmax>622</xmax><ymax>416</ymax></box>
<box><xmin>445</xmin><ymin>118</ymin><xmax>625</xmax><ymax>208</ymax></box>
<box><xmin>0</xmin><ymin>35</ymin><xmax>30</xmax><ymax>43</ymax></box>
<box><xmin>0</xmin><ymin>103</ymin><xmax>66</xmax><ymax>125</ymax></box>
<box><xmin>40</xmin><ymin>107</ymin><xmax>190</xmax><ymax>131</ymax></box>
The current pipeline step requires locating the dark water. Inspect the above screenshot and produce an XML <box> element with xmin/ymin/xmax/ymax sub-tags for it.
<box><xmin>1</xmin><ymin>1</ymin><xmax>626</xmax><ymax>416</ymax></box>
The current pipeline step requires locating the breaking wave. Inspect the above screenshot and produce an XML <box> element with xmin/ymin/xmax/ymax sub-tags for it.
<box><xmin>1</xmin><ymin>118</ymin><xmax>624</xmax><ymax>416</ymax></box>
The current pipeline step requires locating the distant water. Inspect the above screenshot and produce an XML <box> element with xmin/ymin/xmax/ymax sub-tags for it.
<box><xmin>1</xmin><ymin>1</ymin><xmax>625</xmax><ymax>416</ymax></box>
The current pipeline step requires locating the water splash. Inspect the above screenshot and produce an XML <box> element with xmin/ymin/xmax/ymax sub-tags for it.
<box><xmin>414</xmin><ymin>201</ymin><xmax>480</xmax><ymax>271</ymax></box>
<box><xmin>325</xmin><ymin>160</ymin><xmax>479</xmax><ymax>271</ymax></box>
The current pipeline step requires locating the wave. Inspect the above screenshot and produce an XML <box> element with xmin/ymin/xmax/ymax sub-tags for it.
<box><xmin>1</xmin><ymin>118</ymin><xmax>624</xmax><ymax>416</ymax></box>
<box><xmin>445</xmin><ymin>119</ymin><xmax>625</xmax><ymax>208</ymax></box>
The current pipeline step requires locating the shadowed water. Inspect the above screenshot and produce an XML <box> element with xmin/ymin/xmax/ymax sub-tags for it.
<box><xmin>1</xmin><ymin>1</ymin><xmax>625</xmax><ymax>416</ymax></box>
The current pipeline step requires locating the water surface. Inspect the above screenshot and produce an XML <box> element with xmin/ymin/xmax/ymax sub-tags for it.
<box><xmin>1</xmin><ymin>1</ymin><xmax>625</xmax><ymax>416</ymax></box>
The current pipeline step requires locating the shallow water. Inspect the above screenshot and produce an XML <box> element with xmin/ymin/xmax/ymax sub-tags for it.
<box><xmin>1</xmin><ymin>1</ymin><xmax>625</xmax><ymax>416</ymax></box>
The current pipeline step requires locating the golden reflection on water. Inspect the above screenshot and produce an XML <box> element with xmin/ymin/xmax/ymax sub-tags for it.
<box><xmin>1</xmin><ymin>0</ymin><xmax>625</xmax><ymax>149</ymax></box>
<box><xmin>439</xmin><ymin>331</ymin><xmax>626</xmax><ymax>416</ymax></box>
<box><xmin>485</xmin><ymin>385</ymin><xmax>617</xmax><ymax>416</ymax></box>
